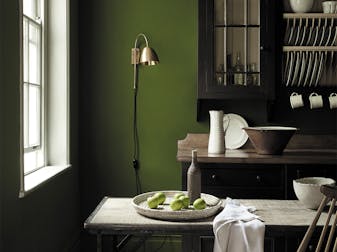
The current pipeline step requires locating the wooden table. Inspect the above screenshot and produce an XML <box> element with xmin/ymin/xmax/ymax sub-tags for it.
<box><xmin>84</xmin><ymin>197</ymin><xmax>332</xmax><ymax>252</ymax></box>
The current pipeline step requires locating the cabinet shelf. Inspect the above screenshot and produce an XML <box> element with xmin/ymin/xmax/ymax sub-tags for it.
<box><xmin>215</xmin><ymin>24</ymin><xmax>260</xmax><ymax>28</ymax></box>
<box><xmin>216</xmin><ymin>71</ymin><xmax>260</xmax><ymax>74</ymax></box>
<box><xmin>283</xmin><ymin>13</ymin><xmax>337</xmax><ymax>19</ymax></box>
<box><xmin>283</xmin><ymin>46</ymin><xmax>337</xmax><ymax>51</ymax></box>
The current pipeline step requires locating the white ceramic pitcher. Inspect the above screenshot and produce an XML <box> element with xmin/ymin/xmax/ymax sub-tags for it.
<box><xmin>208</xmin><ymin>110</ymin><xmax>225</xmax><ymax>154</ymax></box>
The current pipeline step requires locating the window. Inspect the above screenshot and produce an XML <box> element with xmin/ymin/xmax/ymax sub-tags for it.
<box><xmin>20</xmin><ymin>0</ymin><xmax>70</xmax><ymax>196</ymax></box>
<box><xmin>23</xmin><ymin>0</ymin><xmax>44</xmax><ymax>174</ymax></box>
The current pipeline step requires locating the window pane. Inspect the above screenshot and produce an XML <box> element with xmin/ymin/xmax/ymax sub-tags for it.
<box><xmin>23</xmin><ymin>0</ymin><xmax>39</xmax><ymax>19</ymax></box>
<box><xmin>23</xmin><ymin>18</ymin><xmax>29</xmax><ymax>82</ymax></box>
<box><xmin>24</xmin><ymin>149</ymin><xmax>44</xmax><ymax>174</ymax></box>
<box><xmin>24</xmin><ymin>151</ymin><xmax>37</xmax><ymax>173</ymax></box>
<box><xmin>28</xmin><ymin>85</ymin><xmax>40</xmax><ymax>147</ymax></box>
<box><xmin>29</xmin><ymin>22</ymin><xmax>41</xmax><ymax>85</ymax></box>
<box><xmin>23</xmin><ymin>83</ymin><xmax>29</xmax><ymax>148</ymax></box>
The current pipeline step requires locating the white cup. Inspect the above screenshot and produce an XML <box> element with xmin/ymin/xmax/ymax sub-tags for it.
<box><xmin>309</xmin><ymin>92</ymin><xmax>323</xmax><ymax>109</ymax></box>
<box><xmin>329</xmin><ymin>93</ymin><xmax>337</xmax><ymax>109</ymax></box>
<box><xmin>290</xmin><ymin>92</ymin><xmax>304</xmax><ymax>109</ymax></box>
<box><xmin>322</xmin><ymin>1</ymin><xmax>337</xmax><ymax>13</ymax></box>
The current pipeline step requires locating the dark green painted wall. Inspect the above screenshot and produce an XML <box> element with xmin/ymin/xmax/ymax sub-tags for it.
<box><xmin>79</xmin><ymin>0</ymin><xmax>207</xmax><ymax>212</ymax></box>
<box><xmin>79</xmin><ymin>2</ymin><xmax>209</xmax><ymax>249</ymax></box>
<box><xmin>0</xmin><ymin>0</ymin><xmax>80</xmax><ymax>251</ymax></box>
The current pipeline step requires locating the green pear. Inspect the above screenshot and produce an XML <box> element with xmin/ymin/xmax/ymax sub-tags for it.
<box><xmin>170</xmin><ymin>199</ymin><xmax>183</xmax><ymax>211</ymax></box>
<box><xmin>173</xmin><ymin>192</ymin><xmax>185</xmax><ymax>199</ymax></box>
<box><xmin>193</xmin><ymin>198</ymin><xmax>206</xmax><ymax>210</ymax></box>
<box><xmin>153</xmin><ymin>192</ymin><xmax>166</xmax><ymax>205</ymax></box>
<box><xmin>147</xmin><ymin>197</ymin><xmax>158</xmax><ymax>209</ymax></box>
<box><xmin>178</xmin><ymin>195</ymin><xmax>190</xmax><ymax>208</ymax></box>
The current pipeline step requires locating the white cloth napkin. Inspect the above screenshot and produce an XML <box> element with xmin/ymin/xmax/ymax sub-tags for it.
<box><xmin>213</xmin><ymin>198</ymin><xmax>265</xmax><ymax>252</ymax></box>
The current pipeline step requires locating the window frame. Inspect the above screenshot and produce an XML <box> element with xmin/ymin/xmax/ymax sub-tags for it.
<box><xmin>22</xmin><ymin>0</ymin><xmax>46</xmax><ymax>175</ymax></box>
<box><xmin>19</xmin><ymin>0</ymin><xmax>71</xmax><ymax>197</ymax></box>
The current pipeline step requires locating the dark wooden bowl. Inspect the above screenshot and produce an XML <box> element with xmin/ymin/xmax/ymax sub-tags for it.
<box><xmin>243</xmin><ymin>126</ymin><xmax>298</xmax><ymax>155</ymax></box>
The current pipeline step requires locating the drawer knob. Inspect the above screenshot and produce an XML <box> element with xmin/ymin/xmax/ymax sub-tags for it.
<box><xmin>256</xmin><ymin>175</ymin><xmax>261</xmax><ymax>182</ymax></box>
<box><xmin>211</xmin><ymin>174</ymin><xmax>216</xmax><ymax>180</ymax></box>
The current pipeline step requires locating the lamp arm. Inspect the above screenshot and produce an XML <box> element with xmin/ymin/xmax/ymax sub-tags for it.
<box><xmin>134</xmin><ymin>33</ymin><xmax>149</xmax><ymax>48</ymax></box>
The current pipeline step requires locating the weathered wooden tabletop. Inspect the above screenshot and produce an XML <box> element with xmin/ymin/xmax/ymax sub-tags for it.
<box><xmin>84</xmin><ymin>197</ymin><xmax>332</xmax><ymax>237</ymax></box>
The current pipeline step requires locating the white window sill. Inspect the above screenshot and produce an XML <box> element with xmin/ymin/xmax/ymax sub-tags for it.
<box><xmin>19</xmin><ymin>164</ymin><xmax>71</xmax><ymax>198</ymax></box>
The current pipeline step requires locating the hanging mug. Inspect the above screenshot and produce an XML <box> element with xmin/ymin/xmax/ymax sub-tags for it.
<box><xmin>290</xmin><ymin>92</ymin><xmax>304</xmax><ymax>109</ymax></box>
<box><xmin>329</xmin><ymin>93</ymin><xmax>337</xmax><ymax>109</ymax></box>
<box><xmin>309</xmin><ymin>92</ymin><xmax>323</xmax><ymax>109</ymax></box>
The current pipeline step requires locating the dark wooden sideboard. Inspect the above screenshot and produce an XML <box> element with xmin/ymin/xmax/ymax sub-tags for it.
<box><xmin>177</xmin><ymin>133</ymin><xmax>337</xmax><ymax>251</ymax></box>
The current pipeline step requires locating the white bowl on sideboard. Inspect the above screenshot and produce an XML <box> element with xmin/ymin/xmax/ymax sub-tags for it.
<box><xmin>289</xmin><ymin>0</ymin><xmax>314</xmax><ymax>13</ymax></box>
<box><xmin>293</xmin><ymin>177</ymin><xmax>336</xmax><ymax>209</ymax></box>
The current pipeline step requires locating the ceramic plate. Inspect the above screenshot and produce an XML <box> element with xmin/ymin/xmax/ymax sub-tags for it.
<box><xmin>303</xmin><ymin>52</ymin><xmax>313</xmax><ymax>86</ymax></box>
<box><xmin>314</xmin><ymin>52</ymin><xmax>325</xmax><ymax>87</ymax></box>
<box><xmin>132</xmin><ymin>191</ymin><xmax>222</xmax><ymax>221</ymax></box>
<box><xmin>325</xmin><ymin>26</ymin><xmax>333</xmax><ymax>46</ymax></box>
<box><xmin>223</xmin><ymin>113</ymin><xmax>249</xmax><ymax>149</ymax></box>
<box><xmin>331</xmin><ymin>27</ymin><xmax>337</xmax><ymax>46</ymax></box>
<box><xmin>283</xmin><ymin>52</ymin><xmax>290</xmax><ymax>84</ymax></box>
<box><xmin>298</xmin><ymin>52</ymin><xmax>307</xmax><ymax>86</ymax></box>
<box><xmin>309</xmin><ymin>52</ymin><xmax>319</xmax><ymax>87</ymax></box>
<box><xmin>286</xmin><ymin>51</ymin><xmax>295</xmax><ymax>87</ymax></box>
<box><xmin>291</xmin><ymin>52</ymin><xmax>302</xmax><ymax>86</ymax></box>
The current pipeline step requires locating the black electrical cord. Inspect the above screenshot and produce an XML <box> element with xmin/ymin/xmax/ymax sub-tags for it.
<box><xmin>133</xmin><ymin>67</ymin><xmax>142</xmax><ymax>195</ymax></box>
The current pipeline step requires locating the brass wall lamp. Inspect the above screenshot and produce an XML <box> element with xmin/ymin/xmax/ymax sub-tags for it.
<box><xmin>131</xmin><ymin>33</ymin><xmax>159</xmax><ymax>194</ymax></box>
<box><xmin>131</xmin><ymin>33</ymin><xmax>159</xmax><ymax>89</ymax></box>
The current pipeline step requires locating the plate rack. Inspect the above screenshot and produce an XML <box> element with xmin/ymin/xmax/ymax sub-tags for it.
<box><xmin>282</xmin><ymin>13</ymin><xmax>337</xmax><ymax>87</ymax></box>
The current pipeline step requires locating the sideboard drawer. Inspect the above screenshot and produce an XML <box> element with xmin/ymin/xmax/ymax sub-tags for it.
<box><xmin>203</xmin><ymin>186</ymin><xmax>284</xmax><ymax>199</ymax></box>
<box><xmin>201</xmin><ymin>164</ymin><xmax>284</xmax><ymax>187</ymax></box>
<box><xmin>181</xmin><ymin>163</ymin><xmax>285</xmax><ymax>199</ymax></box>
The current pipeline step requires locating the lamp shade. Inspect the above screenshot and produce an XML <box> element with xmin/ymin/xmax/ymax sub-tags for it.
<box><xmin>140</xmin><ymin>47</ymin><xmax>159</xmax><ymax>66</ymax></box>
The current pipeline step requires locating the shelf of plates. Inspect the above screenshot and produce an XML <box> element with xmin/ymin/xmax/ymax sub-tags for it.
<box><xmin>282</xmin><ymin>13</ymin><xmax>337</xmax><ymax>87</ymax></box>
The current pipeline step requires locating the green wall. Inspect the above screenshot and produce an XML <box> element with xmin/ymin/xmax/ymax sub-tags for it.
<box><xmin>79</xmin><ymin>0</ymin><xmax>207</xmax><ymax>212</ymax></box>
<box><xmin>79</xmin><ymin>2</ymin><xmax>210</xmax><ymax>249</ymax></box>
<box><xmin>0</xmin><ymin>0</ymin><xmax>80</xmax><ymax>251</ymax></box>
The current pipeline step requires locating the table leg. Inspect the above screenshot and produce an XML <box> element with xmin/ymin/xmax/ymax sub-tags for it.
<box><xmin>97</xmin><ymin>234</ymin><xmax>102</xmax><ymax>252</ymax></box>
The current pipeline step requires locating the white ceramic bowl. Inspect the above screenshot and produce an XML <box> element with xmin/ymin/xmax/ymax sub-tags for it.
<box><xmin>293</xmin><ymin>177</ymin><xmax>336</xmax><ymax>209</ymax></box>
<box><xmin>289</xmin><ymin>0</ymin><xmax>314</xmax><ymax>13</ymax></box>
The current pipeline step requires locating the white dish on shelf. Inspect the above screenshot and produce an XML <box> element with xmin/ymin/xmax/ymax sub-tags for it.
<box><xmin>325</xmin><ymin>26</ymin><xmax>333</xmax><ymax>46</ymax></box>
<box><xmin>315</xmin><ymin>52</ymin><xmax>325</xmax><ymax>87</ymax></box>
<box><xmin>303</xmin><ymin>51</ymin><xmax>314</xmax><ymax>86</ymax></box>
<box><xmin>312</xmin><ymin>26</ymin><xmax>320</xmax><ymax>46</ymax></box>
<box><xmin>223</xmin><ymin>113</ymin><xmax>249</xmax><ymax>150</ymax></box>
<box><xmin>291</xmin><ymin>51</ymin><xmax>302</xmax><ymax>86</ymax></box>
<box><xmin>318</xmin><ymin>26</ymin><xmax>325</xmax><ymax>46</ymax></box>
<box><xmin>286</xmin><ymin>51</ymin><xmax>295</xmax><ymax>86</ymax></box>
<box><xmin>299</xmin><ymin>26</ymin><xmax>307</xmax><ymax>46</ymax></box>
<box><xmin>298</xmin><ymin>52</ymin><xmax>307</xmax><ymax>86</ymax></box>
<box><xmin>309</xmin><ymin>52</ymin><xmax>319</xmax><ymax>87</ymax></box>
<box><xmin>331</xmin><ymin>27</ymin><xmax>337</xmax><ymax>46</ymax></box>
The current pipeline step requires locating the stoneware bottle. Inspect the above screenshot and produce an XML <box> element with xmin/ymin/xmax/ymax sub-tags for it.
<box><xmin>208</xmin><ymin>110</ymin><xmax>225</xmax><ymax>154</ymax></box>
<box><xmin>187</xmin><ymin>149</ymin><xmax>201</xmax><ymax>203</ymax></box>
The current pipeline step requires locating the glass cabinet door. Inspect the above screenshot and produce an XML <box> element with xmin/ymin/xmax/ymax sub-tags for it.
<box><xmin>215</xmin><ymin>0</ymin><xmax>260</xmax><ymax>87</ymax></box>
<box><xmin>198</xmin><ymin>0</ymin><xmax>275</xmax><ymax>99</ymax></box>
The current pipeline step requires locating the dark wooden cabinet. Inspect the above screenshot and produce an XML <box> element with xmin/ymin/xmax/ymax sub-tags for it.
<box><xmin>198</xmin><ymin>0</ymin><xmax>276</xmax><ymax>101</ymax></box>
<box><xmin>181</xmin><ymin>163</ymin><xmax>337</xmax><ymax>200</ymax></box>
<box><xmin>182</xmin><ymin>163</ymin><xmax>285</xmax><ymax>199</ymax></box>
<box><xmin>178</xmin><ymin>133</ymin><xmax>337</xmax><ymax>252</ymax></box>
